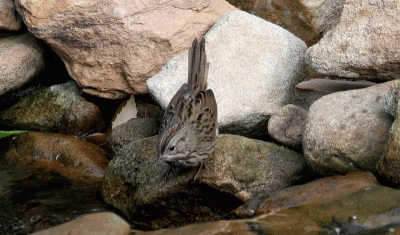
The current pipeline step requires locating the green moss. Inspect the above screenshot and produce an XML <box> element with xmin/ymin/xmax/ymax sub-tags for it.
<box><xmin>0</xmin><ymin>87</ymin><xmax>62</xmax><ymax>131</ymax></box>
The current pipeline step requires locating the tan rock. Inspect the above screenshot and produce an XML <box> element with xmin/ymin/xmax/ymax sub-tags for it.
<box><xmin>306</xmin><ymin>0</ymin><xmax>400</xmax><ymax>81</ymax></box>
<box><xmin>5</xmin><ymin>132</ymin><xmax>109</xmax><ymax>184</ymax></box>
<box><xmin>15</xmin><ymin>0</ymin><xmax>237</xmax><ymax>99</ymax></box>
<box><xmin>0</xmin><ymin>0</ymin><xmax>23</xmax><ymax>31</ymax></box>
<box><xmin>0</xmin><ymin>33</ymin><xmax>47</xmax><ymax>96</ymax></box>
<box><xmin>32</xmin><ymin>212</ymin><xmax>130</xmax><ymax>235</ymax></box>
<box><xmin>226</xmin><ymin>0</ymin><xmax>330</xmax><ymax>46</ymax></box>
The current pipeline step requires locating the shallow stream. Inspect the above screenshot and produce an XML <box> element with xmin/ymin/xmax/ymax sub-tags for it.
<box><xmin>0</xmin><ymin>143</ymin><xmax>113</xmax><ymax>234</ymax></box>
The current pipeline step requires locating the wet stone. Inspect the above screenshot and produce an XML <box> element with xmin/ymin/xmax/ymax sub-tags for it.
<box><xmin>4</xmin><ymin>132</ymin><xmax>109</xmax><ymax>184</ymax></box>
<box><xmin>59</xmin><ymin>100</ymin><xmax>106</xmax><ymax>136</ymax></box>
<box><xmin>130</xmin><ymin>172</ymin><xmax>400</xmax><ymax>234</ymax></box>
<box><xmin>102</xmin><ymin>134</ymin><xmax>307</xmax><ymax>229</ymax></box>
<box><xmin>107</xmin><ymin>118</ymin><xmax>159</xmax><ymax>158</ymax></box>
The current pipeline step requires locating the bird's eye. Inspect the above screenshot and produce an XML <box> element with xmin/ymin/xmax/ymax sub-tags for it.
<box><xmin>169</xmin><ymin>146</ymin><xmax>175</xmax><ymax>152</ymax></box>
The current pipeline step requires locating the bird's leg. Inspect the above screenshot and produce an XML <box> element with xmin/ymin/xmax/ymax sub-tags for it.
<box><xmin>161</xmin><ymin>165</ymin><xmax>173</xmax><ymax>183</ymax></box>
<box><xmin>193</xmin><ymin>161</ymin><xmax>208</xmax><ymax>181</ymax></box>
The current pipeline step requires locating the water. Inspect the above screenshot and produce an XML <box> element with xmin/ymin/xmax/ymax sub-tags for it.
<box><xmin>0</xmin><ymin>140</ymin><xmax>112</xmax><ymax>234</ymax></box>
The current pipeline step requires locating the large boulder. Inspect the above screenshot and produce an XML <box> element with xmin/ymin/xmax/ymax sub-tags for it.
<box><xmin>15</xmin><ymin>0</ymin><xmax>236</xmax><ymax>99</ymax></box>
<box><xmin>102</xmin><ymin>134</ymin><xmax>307</xmax><ymax>229</ymax></box>
<box><xmin>303</xmin><ymin>80</ymin><xmax>396</xmax><ymax>175</ymax></box>
<box><xmin>147</xmin><ymin>10</ymin><xmax>307</xmax><ymax>137</ymax></box>
<box><xmin>226</xmin><ymin>0</ymin><xmax>331</xmax><ymax>46</ymax></box>
<box><xmin>306</xmin><ymin>0</ymin><xmax>400</xmax><ymax>81</ymax></box>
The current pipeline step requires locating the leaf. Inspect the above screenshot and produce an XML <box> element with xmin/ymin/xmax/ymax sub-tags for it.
<box><xmin>0</xmin><ymin>130</ymin><xmax>27</xmax><ymax>139</ymax></box>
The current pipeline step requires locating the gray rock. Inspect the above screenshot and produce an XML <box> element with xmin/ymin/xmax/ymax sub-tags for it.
<box><xmin>306</xmin><ymin>0</ymin><xmax>400</xmax><ymax>81</ymax></box>
<box><xmin>107</xmin><ymin>118</ymin><xmax>159</xmax><ymax>157</ymax></box>
<box><xmin>147</xmin><ymin>10</ymin><xmax>307</xmax><ymax>137</ymax></box>
<box><xmin>0</xmin><ymin>33</ymin><xmax>47</xmax><ymax>96</ymax></box>
<box><xmin>268</xmin><ymin>104</ymin><xmax>307</xmax><ymax>148</ymax></box>
<box><xmin>303</xmin><ymin>80</ymin><xmax>397</xmax><ymax>175</ymax></box>
<box><xmin>102</xmin><ymin>134</ymin><xmax>307</xmax><ymax>229</ymax></box>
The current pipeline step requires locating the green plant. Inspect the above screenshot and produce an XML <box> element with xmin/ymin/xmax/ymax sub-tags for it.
<box><xmin>0</xmin><ymin>130</ymin><xmax>27</xmax><ymax>139</ymax></box>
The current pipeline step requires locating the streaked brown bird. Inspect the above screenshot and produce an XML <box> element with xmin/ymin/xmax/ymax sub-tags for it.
<box><xmin>156</xmin><ymin>37</ymin><xmax>218</xmax><ymax>181</ymax></box>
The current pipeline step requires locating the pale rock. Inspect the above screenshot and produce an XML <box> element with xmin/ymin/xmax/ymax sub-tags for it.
<box><xmin>306</xmin><ymin>0</ymin><xmax>400</xmax><ymax>81</ymax></box>
<box><xmin>303</xmin><ymin>80</ymin><xmax>396</xmax><ymax>175</ymax></box>
<box><xmin>31</xmin><ymin>212</ymin><xmax>130</xmax><ymax>235</ymax></box>
<box><xmin>0</xmin><ymin>33</ymin><xmax>46</xmax><ymax>96</ymax></box>
<box><xmin>147</xmin><ymin>10</ymin><xmax>307</xmax><ymax>136</ymax></box>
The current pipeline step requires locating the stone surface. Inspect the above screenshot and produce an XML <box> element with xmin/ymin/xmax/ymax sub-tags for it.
<box><xmin>15</xmin><ymin>0</ymin><xmax>236</xmax><ymax>99</ymax></box>
<box><xmin>322</xmin><ymin>0</ymin><xmax>346</xmax><ymax>33</ymax></box>
<box><xmin>0</xmin><ymin>33</ymin><xmax>47</xmax><ymax>96</ymax></box>
<box><xmin>226</xmin><ymin>0</ymin><xmax>330</xmax><ymax>46</ymax></box>
<box><xmin>32</xmin><ymin>212</ymin><xmax>131</xmax><ymax>235</ymax></box>
<box><xmin>102</xmin><ymin>134</ymin><xmax>307</xmax><ymax>229</ymax></box>
<box><xmin>306</xmin><ymin>0</ymin><xmax>400</xmax><ymax>81</ymax></box>
<box><xmin>303</xmin><ymin>80</ymin><xmax>396</xmax><ymax>176</ymax></box>
<box><xmin>5</xmin><ymin>132</ymin><xmax>108</xmax><ymax>183</ymax></box>
<box><xmin>107</xmin><ymin>118</ymin><xmax>159</xmax><ymax>157</ymax></box>
<box><xmin>288</xmin><ymin>78</ymin><xmax>377</xmax><ymax>110</ymax></box>
<box><xmin>59</xmin><ymin>100</ymin><xmax>106</xmax><ymax>136</ymax></box>
<box><xmin>0</xmin><ymin>0</ymin><xmax>23</xmax><ymax>31</ymax></box>
<box><xmin>147</xmin><ymin>10</ymin><xmax>307</xmax><ymax>137</ymax></box>
<box><xmin>268</xmin><ymin>104</ymin><xmax>307</xmax><ymax>148</ymax></box>
<box><xmin>228</xmin><ymin>172</ymin><xmax>378</xmax><ymax>218</ymax></box>
<box><xmin>128</xmin><ymin>172</ymin><xmax>400</xmax><ymax>234</ymax></box>
<box><xmin>0</xmin><ymin>81</ymin><xmax>103</xmax><ymax>134</ymax></box>
<box><xmin>379</xmin><ymin>84</ymin><xmax>400</xmax><ymax>187</ymax></box>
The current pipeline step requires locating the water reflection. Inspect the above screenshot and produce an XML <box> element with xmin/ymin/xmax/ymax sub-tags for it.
<box><xmin>0</xmin><ymin>147</ymin><xmax>111</xmax><ymax>234</ymax></box>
